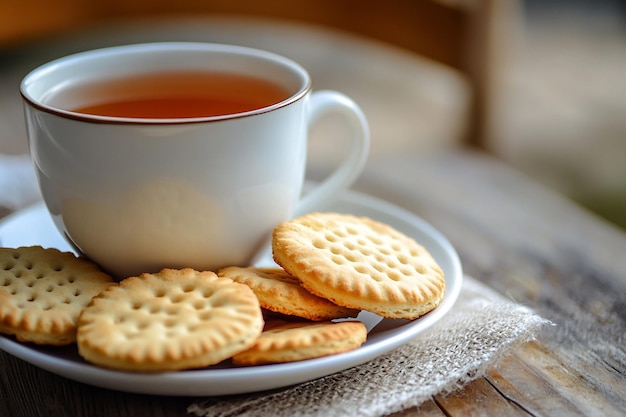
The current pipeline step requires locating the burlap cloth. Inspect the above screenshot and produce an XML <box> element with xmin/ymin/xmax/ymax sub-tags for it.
<box><xmin>189</xmin><ymin>275</ymin><xmax>550</xmax><ymax>417</ymax></box>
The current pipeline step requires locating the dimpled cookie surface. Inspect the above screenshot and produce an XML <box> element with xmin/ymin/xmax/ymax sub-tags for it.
<box><xmin>272</xmin><ymin>212</ymin><xmax>445</xmax><ymax>319</ymax></box>
<box><xmin>0</xmin><ymin>246</ymin><xmax>114</xmax><ymax>345</ymax></box>
<box><xmin>77</xmin><ymin>268</ymin><xmax>264</xmax><ymax>371</ymax></box>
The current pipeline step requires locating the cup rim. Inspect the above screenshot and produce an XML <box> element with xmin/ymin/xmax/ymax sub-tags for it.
<box><xmin>20</xmin><ymin>42</ymin><xmax>312</xmax><ymax>125</ymax></box>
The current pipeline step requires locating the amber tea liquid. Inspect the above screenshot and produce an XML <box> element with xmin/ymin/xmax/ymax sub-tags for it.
<box><xmin>70</xmin><ymin>71</ymin><xmax>291</xmax><ymax>118</ymax></box>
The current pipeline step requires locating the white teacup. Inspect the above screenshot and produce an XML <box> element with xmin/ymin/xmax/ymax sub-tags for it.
<box><xmin>21</xmin><ymin>42</ymin><xmax>369</xmax><ymax>279</ymax></box>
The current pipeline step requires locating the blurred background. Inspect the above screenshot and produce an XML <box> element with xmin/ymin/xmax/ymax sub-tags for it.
<box><xmin>1</xmin><ymin>0</ymin><xmax>625</xmax><ymax>229</ymax></box>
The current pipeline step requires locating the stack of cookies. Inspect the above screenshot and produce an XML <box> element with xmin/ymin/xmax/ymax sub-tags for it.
<box><xmin>0</xmin><ymin>212</ymin><xmax>445</xmax><ymax>372</ymax></box>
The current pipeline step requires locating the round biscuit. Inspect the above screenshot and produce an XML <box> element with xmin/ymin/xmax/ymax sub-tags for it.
<box><xmin>272</xmin><ymin>212</ymin><xmax>445</xmax><ymax>319</ymax></box>
<box><xmin>77</xmin><ymin>268</ymin><xmax>264</xmax><ymax>372</ymax></box>
<box><xmin>232</xmin><ymin>320</ymin><xmax>367</xmax><ymax>365</ymax></box>
<box><xmin>218</xmin><ymin>266</ymin><xmax>359</xmax><ymax>321</ymax></box>
<box><xmin>0</xmin><ymin>246</ymin><xmax>115</xmax><ymax>345</ymax></box>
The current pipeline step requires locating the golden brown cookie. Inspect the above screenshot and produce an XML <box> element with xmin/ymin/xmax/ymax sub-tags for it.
<box><xmin>218</xmin><ymin>266</ymin><xmax>359</xmax><ymax>321</ymax></box>
<box><xmin>232</xmin><ymin>320</ymin><xmax>367</xmax><ymax>365</ymax></box>
<box><xmin>77</xmin><ymin>268</ymin><xmax>264</xmax><ymax>372</ymax></box>
<box><xmin>272</xmin><ymin>212</ymin><xmax>445</xmax><ymax>319</ymax></box>
<box><xmin>0</xmin><ymin>246</ymin><xmax>115</xmax><ymax>345</ymax></box>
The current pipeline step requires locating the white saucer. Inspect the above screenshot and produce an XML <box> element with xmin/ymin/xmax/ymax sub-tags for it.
<box><xmin>0</xmin><ymin>190</ymin><xmax>462</xmax><ymax>396</ymax></box>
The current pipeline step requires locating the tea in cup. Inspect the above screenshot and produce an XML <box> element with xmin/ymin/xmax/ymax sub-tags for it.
<box><xmin>21</xmin><ymin>42</ymin><xmax>369</xmax><ymax>278</ymax></box>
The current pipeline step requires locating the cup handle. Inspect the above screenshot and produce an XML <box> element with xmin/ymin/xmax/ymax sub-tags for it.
<box><xmin>294</xmin><ymin>90</ymin><xmax>370</xmax><ymax>217</ymax></box>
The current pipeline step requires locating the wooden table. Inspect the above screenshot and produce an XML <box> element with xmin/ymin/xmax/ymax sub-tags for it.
<box><xmin>1</xmin><ymin>149</ymin><xmax>625</xmax><ymax>416</ymax></box>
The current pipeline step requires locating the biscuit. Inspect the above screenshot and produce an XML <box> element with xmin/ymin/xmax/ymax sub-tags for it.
<box><xmin>272</xmin><ymin>212</ymin><xmax>445</xmax><ymax>319</ymax></box>
<box><xmin>77</xmin><ymin>268</ymin><xmax>264</xmax><ymax>372</ymax></box>
<box><xmin>0</xmin><ymin>246</ymin><xmax>115</xmax><ymax>345</ymax></box>
<box><xmin>232</xmin><ymin>320</ymin><xmax>367</xmax><ymax>365</ymax></box>
<box><xmin>218</xmin><ymin>266</ymin><xmax>359</xmax><ymax>321</ymax></box>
